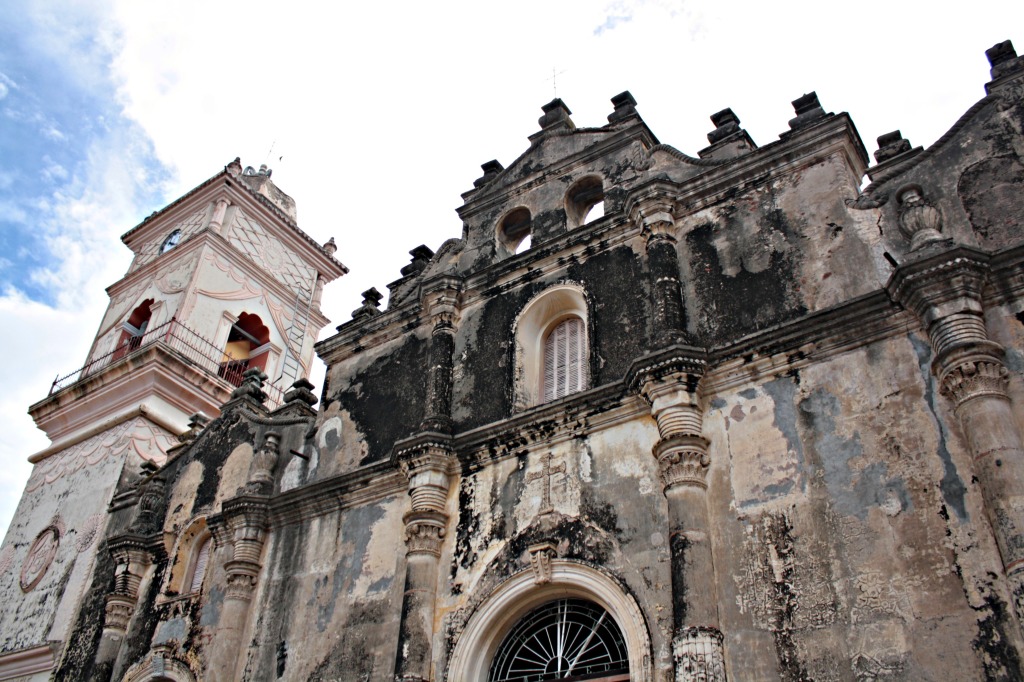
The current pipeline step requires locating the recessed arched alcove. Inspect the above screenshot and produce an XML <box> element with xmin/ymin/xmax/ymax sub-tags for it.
<box><xmin>512</xmin><ymin>284</ymin><xmax>589</xmax><ymax>409</ymax></box>
<box><xmin>447</xmin><ymin>561</ymin><xmax>653</xmax><ymax>682</ymax></box>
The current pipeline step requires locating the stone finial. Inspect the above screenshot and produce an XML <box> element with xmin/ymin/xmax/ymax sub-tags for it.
<box><xmin>987</xmin><ymin>40</ymin><xmax>1017</xmax><ymax>68</ymax></box>
<box><xmin>283</xmin><ymin>378</ymin><xmax>318</xmax><ymax>407</ymax></box>
<box><xmin>986</xmin><ymin>40</ymin><xmax>1023</xmax><ymax>82</ymax></box>
<box><xmin>400</xmin><ymin>245</ymin><xmax>435</xmax><ymax>277</ymax></box>
<box><xmin>607</xmin><ymin>91</ymin><xmax>638</xmax><ymax>124</ymax></box>
<box><xmin>897</xmin><ymin>184</ymin><xmax>944</xmax><ymax>250</ymax></box>
<box><xmin>323</xmin><ymin>237</ymin><xmax>337</xmax><ymax>257</ymax></box>
<box><xmin>258</xmin><ymin>164</ymin><xmax>272</xmax><ymax>177</ymax></box>
<box><xmin>178</xmin><ymin>412</ymin><xmax>211</xmax><ymax>443</ymax></box>
<box><xmin>707</xmin><ymin>108</ymin><xmax>741</xmax><ymax>144</ymax></box>
<box><xmin>248</xmin><ymin>432</ymin><xmax>281</xmax><ymax>488</ymax></box>
<box><xmin>230</xmin><ymin>368</ymin><xmax>268</xmax><ymax>404</ymax></box>
<box><xmin>351</xmin><ymin>287</ymin><xmax>383</xmax><ymax>319</ymax></box>
<box><xmin>788</xmin><ymin>92</ymin><xmax>826</xmax><ymax>130</ymax></box>
<box><xmin>473</xmin><ymin>160</ymin><xmax>505</xmax><ymax>188</ymax></box>
<box><xmin>874</xmin><ymin>130</ymin><xmax>913</xmax><ymax>163</ymax></box>
<box><xmin>225</xmin><ymin>157</ymin><xmax>243</xmax><ymax>178</ymax></box>
<box><xmin>538</xmin><ymin>98</ymin><xmax>575</xmax><ymax>132</ymax></box>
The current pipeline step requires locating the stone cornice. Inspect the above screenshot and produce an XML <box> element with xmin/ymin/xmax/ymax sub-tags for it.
<box><xmin>269</xmin><ymin>460</ymin><xmax>406</xmax><ymax>528</ymax></box>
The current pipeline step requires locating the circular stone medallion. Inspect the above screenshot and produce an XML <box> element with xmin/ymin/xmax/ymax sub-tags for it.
<box><xmin>20</xmin><ymin>526</ymin><xmax>60</xmax><ymax>592</ymax></box>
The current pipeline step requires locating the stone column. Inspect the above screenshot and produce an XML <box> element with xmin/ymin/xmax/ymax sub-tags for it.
<box><xmin>636</xmin><ymin>200</ymin><xmax>687</xmax><ymax>345</ymax></box>
<box><xmin>394</xmin><ymin>440</ymin><xmax>455</xmax><ymax>681</ymax></box>
<box><xmin>890</xmin><ymin>245</ymin><xmax>1024</xmax><ymax>623</ymax></box>
<box><xmin>420</xmin><ymin>282</ymin><xmax>461</xmax><ymax>434</ymax></box>
<box><xmin>205</xmin><ymin>497</ymin><xmax>270</xmax><ymax>682</ymax></box>
<box><xmin>94</xmin><ymin>538</ymin><xmax>153</xmax><ymax>674</ymax></box>
<box><xmin>633</xmin><ymin>352</ymin><xmax>726</xmax><ymax>681</ymax></box>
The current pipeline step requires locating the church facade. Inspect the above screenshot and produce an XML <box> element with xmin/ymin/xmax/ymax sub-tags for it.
<box><xmin>3</xmin><ymin>38</ymin><xmax>1024</xmax><ymax>681</ymax></box>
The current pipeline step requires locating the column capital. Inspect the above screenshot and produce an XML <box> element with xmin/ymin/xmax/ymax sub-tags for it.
<box><xmin>629</xmin><ymin>197</ymin><xmax>677</xmax><ymax>243</ymax></box>
<box><xmin>403</xmin><ymin>511</ymin><xmax>448</xmax><ymax>557</ymax></box>
<box><xmin>421</xmin><ymin>277</ymin><xmax>463</xmax><ymax>332</ymax></box>
<box><xmin>887</xmin><ymin>246</ymin><xmax>990</xmax><ymax>326</ymax></box>
<box><xmin>939</xmin><ymin>349</ymin><xmax>1011</xmax><ymax>409</ymax></box>
<box><xmin>656</xmin><ymin>435</ymin><xmax>711</xmax><ymax>490</ymax></box>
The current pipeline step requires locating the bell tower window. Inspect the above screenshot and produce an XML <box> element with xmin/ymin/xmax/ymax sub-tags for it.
<box><xmin>219</xmin><ymin>312</ymin><xmax>271</xmax><ymax>386</ymax></box>
<box><xmin>113</xmin><ymin>299</ymin><xmax>154</xmax><ymax>360</ymax></box>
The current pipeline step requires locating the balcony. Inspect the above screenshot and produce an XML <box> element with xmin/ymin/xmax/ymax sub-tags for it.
<box><xmin>48</xmin><ymin>318</ymin><xmax>284</xmax><ymax>409</ymax></box>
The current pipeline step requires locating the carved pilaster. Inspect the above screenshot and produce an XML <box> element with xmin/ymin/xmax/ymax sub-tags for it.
<box><xmin>203</xmin><ymin>495</ymin><xmax>270</xmax><ymax>682</ymax></box>
<box><xmin>397</xmin><ymin>437</ymin><xmax>457</xmax><ymax>515</ymax></box>
<box><xmin>889</xmin><ymin>245</ymin><xmax>1024</xmax><ymax>639</ymax></box>
<box><xmin>421</xmin><ymin>280</ymin><xmax>462</xmax><ymax>433</ymax></box>
<box><xmin>209</xmin><ymin>197</ymin><xmax>231</xmax><ymax>234</ymax></box>
<box><xmin>394</xmin><ymin>434</ymin><xmax>456</xmax><ymax>681</ymax></box>
<box><xmin>627</xmin><ymin>346</ymin><xmax>724</xmax><ymax>679</ymax></box>
<box><xmin>631</xmin><ymin>197</ymin><xmax>686</xmax><ymax>344</ymax></box>
<box><xmin>101</xmin><ymin>535</ymin><xmax>155</xmax><ymax>640</ymax></box>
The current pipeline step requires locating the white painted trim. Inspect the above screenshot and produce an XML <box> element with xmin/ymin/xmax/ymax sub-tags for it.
<box><xmin>512</xmin><ymin>283</ymin><xmax>589</xmax><ymax>409</ymax></box>
<box><xmin>447</xmin><ymin>561</ymin><xmax>652</xmax><ymax>682</ymax></box>
<box><xmin>29</xmin><ymin>402</ymin><xmax>182</xmax><ymax>464</ymax></box>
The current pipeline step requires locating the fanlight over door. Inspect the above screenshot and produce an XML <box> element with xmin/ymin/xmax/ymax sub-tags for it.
<box><xmin>489</xmin><ymin>598</ymin><xmax>629</xmax><ymax>682</ymax></box>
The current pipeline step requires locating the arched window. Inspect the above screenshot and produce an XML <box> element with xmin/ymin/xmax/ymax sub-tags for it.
<box><xmin>186</xmin><ymin>536</ymin><xmax>212</xmax><ymax>594</ymax></box>
<box><xmin>219</xmin><ymin>312</ymin><xmax>271</xmax><ymax>386</ymax></box>
<box><xmin>113</xmin><ymin>299</ymin><xmax>154</xmax><ymax>360</ymax></box>
<box><xmin>566</xmin><ymin>176</ymin><xmax>605</xmax><ymax>228</ymax></box>
<box><xmin>513</xmin><ymin>285</ymin><xmax>589</xmax><ymax>409</ymax></box>
<box><xmin>543</xmin><ymin>317</ymin><xmax>585</xmax><ymax>402</ymax></box>
<box><xmin>447</xmin><ymin>562</ymin><xmax>652</xmax><ymax>681</ymax></box>
<box><xmin>497</xmin><ymin>207</ymin><xmax>533</xmax><ymax>257</ymax></box>
<box><xmin>489</xmin><ymin>598</ymin><xmax>629</xmax><ymax>681</ymax></box>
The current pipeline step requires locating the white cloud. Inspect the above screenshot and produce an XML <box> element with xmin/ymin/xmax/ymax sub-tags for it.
<box><xmin>40</xmin><ymin>156</ymin><xmax>68</xmax><ymax>182</ymax></box>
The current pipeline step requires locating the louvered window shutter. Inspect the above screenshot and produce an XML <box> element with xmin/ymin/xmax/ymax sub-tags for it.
<box><xmin>543</xmin><ymin>318</ymin><xmax>585</xmax><ymax>402</ymax></box>
<box><xmin>189</xmin><ymin>537</ymin><xmax>212</xmax><ymax>593</ymax></box>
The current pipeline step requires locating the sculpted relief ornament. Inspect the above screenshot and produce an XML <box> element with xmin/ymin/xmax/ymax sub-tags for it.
<box><xmin>20</xmin><ymin>525</ymin><xmax>60</xmax><ymax>592</ymax></box>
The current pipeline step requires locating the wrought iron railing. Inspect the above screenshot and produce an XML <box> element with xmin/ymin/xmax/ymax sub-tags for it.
<box><xmin>49</xmin><ymin>318</ymin><xmax>284</xmax><ymax>408</ymax></box>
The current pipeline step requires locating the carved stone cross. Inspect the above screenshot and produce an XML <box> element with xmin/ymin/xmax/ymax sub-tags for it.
<box><xmin>526</xmin><ymin>452</ymin><xmax>565</xmax><ymax>515</ymax></box>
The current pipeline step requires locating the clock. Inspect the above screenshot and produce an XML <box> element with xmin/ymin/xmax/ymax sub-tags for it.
<box><xmin>160</xmin><ymin>230</ymin><xmax>182</xmax><ymax>253</ymax></box>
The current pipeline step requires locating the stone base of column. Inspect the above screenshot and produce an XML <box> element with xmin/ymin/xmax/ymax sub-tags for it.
<box><xmin>674</xmin><ymin>626</ymin><xmax>726</xmax><ymax>682</ymax></box>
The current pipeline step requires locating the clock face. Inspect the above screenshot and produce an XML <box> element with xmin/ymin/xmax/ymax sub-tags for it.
<box><xmin>161</xmin><ymin>230</ymin><xmax>182</xmax><ymax>253</ymax></box>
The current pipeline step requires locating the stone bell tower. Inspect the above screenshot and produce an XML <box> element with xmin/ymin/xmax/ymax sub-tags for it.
<box><xmin>0</xmin><ymin>158</ymin><xmax>346</xmax><ymax>680</ymax></box>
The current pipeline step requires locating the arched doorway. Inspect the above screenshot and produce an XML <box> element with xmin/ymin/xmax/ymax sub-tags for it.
<box><xmin>447</xmin><ymin>562</ymin><xmax>652</xmax><ymax>682</ymax></box>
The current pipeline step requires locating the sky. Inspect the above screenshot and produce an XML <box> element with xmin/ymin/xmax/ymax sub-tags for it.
<box><xmin>1</xmin><ymin>0</ymin><xmax>1022</xmax><ymax>537</ymax></box>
